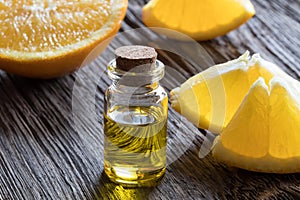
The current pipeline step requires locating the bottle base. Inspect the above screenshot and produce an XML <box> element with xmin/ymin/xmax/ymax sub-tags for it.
<box><xmin>104</xmin><ymin>164</ymin><xmax>166</xmax><ymax>187</ymax></box>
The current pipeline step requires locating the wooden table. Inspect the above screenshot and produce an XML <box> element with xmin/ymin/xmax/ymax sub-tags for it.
<box><xmin>1</xmin><ymin>0</ymin><xmax>300</xmax><ymax>199</ymax></box>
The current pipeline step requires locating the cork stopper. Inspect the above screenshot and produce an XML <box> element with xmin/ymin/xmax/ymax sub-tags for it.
<box><xmin>115</xmin><ymin>45</ymin><xmax>157</xmax><ymax>72</ymax></box>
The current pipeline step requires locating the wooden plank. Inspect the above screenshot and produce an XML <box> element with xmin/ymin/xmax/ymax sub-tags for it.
<box><xmin>0</xmin><ymin>0</ymin><xmax>299</xmax><ymax>199</ymax></box>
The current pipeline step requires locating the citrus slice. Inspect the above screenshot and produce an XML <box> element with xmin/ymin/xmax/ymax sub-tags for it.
<box><xmin>142</xmin><ymin>0</ymin><xmax>255</xmax><ymax>40</ymax></box>
<box><xmin>0</xmin><ymin>0</ymin><xmax>128</xmax><ymax>78</ymax></box>
<box><xmin>212</xmin><ymin>77</ymin><xmax>300</xmax><ymax>173</ymax></box>
<box><xmin>170</xmin><ymin>52</ymin><xmax>285</xmax><ymax>133</ymax></box>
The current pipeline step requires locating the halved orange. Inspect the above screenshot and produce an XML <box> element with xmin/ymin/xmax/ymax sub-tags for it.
<box><xmin>0</xmin><ymin>0</ymin><xmax>127</xmax><ymax>78</ymax></box>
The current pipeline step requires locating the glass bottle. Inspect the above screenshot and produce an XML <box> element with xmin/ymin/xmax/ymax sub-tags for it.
<box><xmin>103</xmin><ymin>46</ymin><xmax>168</xmax><ymax>187</ymax></box>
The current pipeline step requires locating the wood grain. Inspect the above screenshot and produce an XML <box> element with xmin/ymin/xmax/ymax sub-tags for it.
<box><xmin>0</xmin><ymin>0</ymin><xmax>300</xmax><ymax>199</ymax></box>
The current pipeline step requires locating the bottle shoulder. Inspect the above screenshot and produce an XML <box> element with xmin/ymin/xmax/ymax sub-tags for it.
<box><xmin>105</xmin><ymin>84</ymin><xmax>168</xmax><ymax>106</ymax></box>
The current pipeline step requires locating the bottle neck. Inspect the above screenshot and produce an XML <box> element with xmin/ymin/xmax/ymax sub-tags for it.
<box><xmin>107</xmin><ymin>59</ymin><xmax>164</xmax><ymax>94</ymax></box>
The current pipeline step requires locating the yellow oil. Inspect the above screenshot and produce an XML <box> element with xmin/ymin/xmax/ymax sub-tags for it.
<box><xmin>104</xmin><ymin>105</ymin><xmax>167</xmax><ymax>187</ymax></box>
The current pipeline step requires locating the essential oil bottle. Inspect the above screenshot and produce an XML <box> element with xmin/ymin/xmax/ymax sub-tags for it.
<box><xmin>103</xmin><ymin>45</ymin><xmax>168</xmax><ymax>187</ymax></box>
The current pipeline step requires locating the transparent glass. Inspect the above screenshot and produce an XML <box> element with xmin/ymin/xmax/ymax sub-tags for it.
<box><xmin>103</xmin><ymin>59</ymin><xmax>168</xmax><ymax>187</ymax></box>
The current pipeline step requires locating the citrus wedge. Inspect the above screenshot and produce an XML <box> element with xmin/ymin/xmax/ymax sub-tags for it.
<box><xmin>142</xmin><ymin>0</ymin><xmax>255</xmax><ymax>40</ymax></box>
<box><xmin>170</xmin><ymin>52</ymin><xmax>285</xmax><ymax>133</ymax></box>
<box><xmin>0</xmin><ymin>0</ymin><xmax>127</xmax><ymax>78</ymax></box>
<box><xmin>212</xmin><ymin>77</ymin><xmax>300</xmax><ymax>173</ymax></box>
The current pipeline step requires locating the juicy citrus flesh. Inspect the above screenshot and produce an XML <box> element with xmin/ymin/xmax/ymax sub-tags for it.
<box><xmin>0</xmin><ymin>0</ymin><xmax>111</xmax><ymax>53</ymax></box>
<box><xmin>217</xmin><ymin>78</ymin><xmax>270</xmax><ymax>158</ymax></box>
<box><xmin>170</xmin><ymin>52</ymin><xmax>283</xmax><ymax>133</ymax></box>
<box><xmin>0</xmin><ymin>0</ymin><xmax>127</xmax><ymax>78</ymax></box>
<box><xmin>142</xmin><ymin>0</ymin><xmax>255</xmax><ymax>40</ymax></box>
<box><xmin>212</xmin><ymin>77</ymin><xmax>300</xmax><ymax>173</ymax></box>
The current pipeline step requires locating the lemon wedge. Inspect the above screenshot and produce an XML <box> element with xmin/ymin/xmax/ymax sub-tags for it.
<box><xmin>212</xmin><ymin>76</ymin><xmax>300</xmax><ymax>173</ymax></box>
<box><xmin>142</xmin><ymin>0</ymin><xmax>255</xmax><ymax>40</ymax></box>
<box><xmin>170</xmin><ymin>52</ymin><xmax>285</xmax><ymax>133</ymax></box>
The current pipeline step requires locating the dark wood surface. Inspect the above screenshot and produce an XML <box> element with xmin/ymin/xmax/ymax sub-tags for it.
<box><xmin>1</xmin><ymin>0</ymin><xmax>300</xmax><ymax>199</ymax></box>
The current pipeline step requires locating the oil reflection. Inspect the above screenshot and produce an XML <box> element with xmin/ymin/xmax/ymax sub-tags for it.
<box><xmin>94</xmin><ymin>170</ymin><xmax>157</xmax><ymax>200</ymax></box>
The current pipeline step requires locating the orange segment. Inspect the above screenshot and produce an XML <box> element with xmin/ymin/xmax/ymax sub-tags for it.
<box><xmin>142</xmin><ymin>0</ymin><xmax>255</xmax><ymax>40</ymax></box>
<box><xmin>0</xmin><ymin>0</ymin><xmax>128</xmax><ymax>78</ymax></box>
